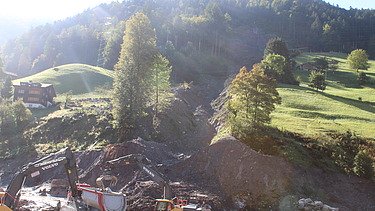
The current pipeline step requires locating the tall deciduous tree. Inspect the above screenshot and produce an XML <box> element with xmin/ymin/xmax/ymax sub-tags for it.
<box><xmin>226</xmin><ymin>65</ymin><xmax>281</xmax><ymax>133</ymax></box>
<box><xmin>151</xmin><ymin>54</ymin><xmax>172</xmax><ymax>116</ymax></box>
<box><xmin>261</xmin><ymin>54</ymin><xmax>287</xmax><ymax>82</ymax></box>
<box><xmin>264</xmin><ymin>37</ymin><xmax>297</xmax><ymax>85</ymax></box>
<box><xmin>113</xmin><ymin>12</ymin><xmax>158</xmax><ymax>141</ymax></box>
<box><xmin>347</xmin><ymin>49</ymin><xmax>369</xmax><ymax>72</ymax></box>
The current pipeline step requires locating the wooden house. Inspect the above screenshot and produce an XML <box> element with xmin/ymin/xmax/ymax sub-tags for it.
<box><xmin>13</xmin><ymin>82</ymin><xmax>56</xmax><ymax>108</ymax></box>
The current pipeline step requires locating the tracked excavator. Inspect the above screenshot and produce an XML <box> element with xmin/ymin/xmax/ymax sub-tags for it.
<box><xmin>0</xmin><ymin>148</ymin><xmax>127</xmax><ymax>211</ymax></box>
<box><xmin>0</xmin><ymin>148</ymin><xmax>80</xmax><ymax>211</ymax></box>
<box><xmin>107</xmin><ymin>154</ymin><xmax>211</xmax><ymax>211</ymax></box>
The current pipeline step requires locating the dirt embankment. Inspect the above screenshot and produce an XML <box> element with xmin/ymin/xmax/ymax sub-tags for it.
<box><xmin>173</xmin><ymin>136</ymin><xmax>294</xmax><ymax>209</ymax></box>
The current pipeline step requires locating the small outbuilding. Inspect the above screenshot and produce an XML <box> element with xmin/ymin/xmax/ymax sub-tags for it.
<box><xmin>13</xmin><ymin>82</ymin><xmax>56</xmax><ymax>108</ymax></box>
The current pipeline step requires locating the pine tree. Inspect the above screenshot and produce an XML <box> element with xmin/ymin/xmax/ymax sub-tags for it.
<box><xmin>151</xmin><ymin>54</ymin><xmax>172</xmax><ymax>116</ymax></box>
<box><xmin>264</xmin><ymin>37</ymin><xmax>290</xmax><ymax>60</ymax></box>
<box><xmin>226</xmin><ymin>65</ymin><xmax>281</xmax><ymax>133</ymax></box>
<box><xmin>113</xmin><ymin>12</ymin><xmax>158</xmax><ymax>141</ymax></box>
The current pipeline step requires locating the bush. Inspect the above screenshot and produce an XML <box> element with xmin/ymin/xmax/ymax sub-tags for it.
<box><xmin>309</xmin><ymin>70</ymin><xmax>326</xmax><ymax>91</ymax></box>
<box><xmin>0</xmin><ymin>101</ymin><xmax>32</xmax><ymax>135</ymax></box>
<box><xmin>353</xmin><ymin>151</ymin><xmax>374</xmax><ymax>179</ymax></box>
<box><xmin>347</xmin><ymin>49</ymin><xmax>369</xmax><ymax>71</ymax></box>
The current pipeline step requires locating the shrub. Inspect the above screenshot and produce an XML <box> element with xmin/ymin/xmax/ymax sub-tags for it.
<box><xmin>309</xmin><ymin>70</ymin><xmax>326</xmax><ymax>91</ymax></box>
<box><xmin>347</xmin><ymin>49</ymin><xmax>369</xmax><ymax>71</ymax></box>
<box><xmin>353</xmin><ymin>151</ymin><xmax>374</xmax><ymax>179</ymax></box>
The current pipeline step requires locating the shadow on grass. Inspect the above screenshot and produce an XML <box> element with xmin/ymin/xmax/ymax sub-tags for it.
<box><xmin>279</xmin><ymin>83</ymin><xmax>375</xmax><ymax>114</ymax></box>
<box><xmin>326</xmin><ymin>70</ymin><xmax>361</xmax><ymax>88</ymax></box>
<box><xmin>31</xmin><ymin>104</ymin><xmax>60</xmax><ymax>119</ymax></box>
<box><xmin>321</xmin><ymin>92</ymin><xmax>375</xmax><ymax>114</ymax></box>
<box><xmin>293</xmin><ymin>110</ymin><xmax>373</xmax><ymax>122</ymax></box>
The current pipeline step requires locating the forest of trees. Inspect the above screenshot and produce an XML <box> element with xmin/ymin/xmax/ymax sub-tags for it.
<box><xmin>1</xmin><ymin>0</ymin><xmax>375</xmax><ymax>81</ymax></box>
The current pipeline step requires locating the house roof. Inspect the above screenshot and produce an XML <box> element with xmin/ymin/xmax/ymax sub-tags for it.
<box><xmin>13</xmin><ymin>81</ymin><xmax>54</xmax><ymax>88</ymax></box>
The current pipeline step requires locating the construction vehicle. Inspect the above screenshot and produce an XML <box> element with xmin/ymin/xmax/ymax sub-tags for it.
<box><xmin>0</xmin><ymin>148</ymin><xmax>80</xmax><ymax>211</ymax></box>
<box><xmin>107</xmin><ymin>154</ymin><xmax>211</xmax><ymax>211</ymax></box>
<box><xmin>0</xmin><ymin>148</ymin><xmax>127</xmax><ymax>211</ymax></box>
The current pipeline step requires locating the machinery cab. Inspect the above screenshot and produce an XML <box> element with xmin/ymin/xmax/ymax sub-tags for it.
<box><xmin>155</xmin><ymin>199</ymin><xmax>182</xmax><ymax>211</ymax></box>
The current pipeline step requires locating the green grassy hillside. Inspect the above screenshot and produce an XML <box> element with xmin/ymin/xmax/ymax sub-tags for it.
<box><xmin>271</xmin><ymin>52</ymin><xmax>375</xmax><ymax>139</ymax></box>
<box><xmin>14</xmin><ymin>64</ymin><xmax>114</xmax><ymax>99</ymax></box>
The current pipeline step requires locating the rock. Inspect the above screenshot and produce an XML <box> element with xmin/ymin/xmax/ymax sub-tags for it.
<box><xmin>314</xmin><ymin>201</ymin><xmax>324</xmax><ymax>209</ymax></box>
<box><xmin>298</xmin><ymin>198</ymin><xmax>338</xmax><ymax>211</ymax></box>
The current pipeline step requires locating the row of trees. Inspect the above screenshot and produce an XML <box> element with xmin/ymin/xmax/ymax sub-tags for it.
<box><xmin>2</xmin><ymin>0</ymin><xmax>375</xmax><ymax>79</ymax></box>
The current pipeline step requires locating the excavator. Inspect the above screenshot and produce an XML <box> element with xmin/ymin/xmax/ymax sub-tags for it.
<box><xmin>0</xmin><ymin>148</ymin><xmax>127</xmax><ymax>211</ymax></box>
<box><xmin>107</xmin><ymin>154</ymin><xmax>211</xmax><ymax>211</ymax></box>
<box><xmin>0</xmin><ymin>147</ymin><xmax>80</xmax><ymax>211</ymax></box>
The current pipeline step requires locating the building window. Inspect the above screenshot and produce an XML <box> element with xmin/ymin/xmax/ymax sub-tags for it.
<box><xmin>29</xmin><ymin>90</ymin><xmax>41</xmax><ymax>95</ymax></box>
<box><xmin>18</xmin><ymin>89</ymin><xmax>25</xmax><ymax>94</ymax></box>
<box><xmin>28</xmin><ymin>97</ymin><xmax>40</xmax><ymax>102</ymax></box>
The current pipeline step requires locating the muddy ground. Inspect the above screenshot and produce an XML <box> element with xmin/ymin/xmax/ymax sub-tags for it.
<box><xmin>2</xmin><ymin>136</ymin><xmax>374</xmax><ymax>210</ymax></box>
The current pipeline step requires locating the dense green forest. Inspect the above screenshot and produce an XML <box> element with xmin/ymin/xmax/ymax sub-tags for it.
<box><xmin>1</xmin><ymin>0</ymin><xmax>375</xmax><ymax>81</ymax></box>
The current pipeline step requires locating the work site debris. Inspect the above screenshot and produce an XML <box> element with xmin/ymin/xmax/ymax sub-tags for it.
<box><xmin>298</xmin><ymin>198</ymin><xmax>339</xmax><ymax>211</ymax></box>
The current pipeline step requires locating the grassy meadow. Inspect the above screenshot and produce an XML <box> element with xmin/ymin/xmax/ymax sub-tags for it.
<box><xmin>272</xmin><ymin>52</ymin><xmax>375</xmax><ymax>139</ymax></box>
<box><xmin>14</xmin><ymin>64</ymin><xmax>114</xmax><ymax>99</ymax></box>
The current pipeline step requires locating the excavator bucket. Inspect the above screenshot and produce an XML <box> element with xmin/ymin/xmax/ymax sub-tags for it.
<box><xmin>0</xmin><ymin>192</ymin><xmax>11</xmax><ymax>211</ymax></box>
<box><xmin>0</xmin><ymin>205</ymin><xmax>12</xmax><ymax>211</ymax></box>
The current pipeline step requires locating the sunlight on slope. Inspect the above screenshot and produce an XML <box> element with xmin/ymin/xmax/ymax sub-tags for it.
<box><xmin>272</xmin><ymin>52</ymin><xmax>375</xmax><ymax>139</ymax></box>
<box><xmin>14</xmin><ymin>64</ymin><xmax>114</xmax><ymax>99</ymax></box>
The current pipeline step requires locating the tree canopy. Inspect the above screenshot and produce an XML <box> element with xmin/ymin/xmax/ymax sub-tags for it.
<box><xmin>226</xmin><ymin>65</ymin><xmax>281</xmax><ymax>135</ymax></box>
<box><xmin>261</xmin><ymin>54</ymin><xmax>287</xmax><ymax>82</ymax></box>
<box><xmin>113</xmin><ymin>12</ymin><xmax>158</xmax><ymax>141</ymax></box>
<box><xmin>1</xmin><ymin>0</ymin><xmax>375</xmax><ymax>79</ymax></box>
<box><xmin>347</xmin><ymin>49</ymin><xmax>369</xmax><ymax>71</ymax></box>
<box><xmin>309</xmin><ymin>70</ymin><xmax>326</xmax><ymax>91</ymax></box>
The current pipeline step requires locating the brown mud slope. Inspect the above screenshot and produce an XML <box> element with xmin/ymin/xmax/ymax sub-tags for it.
<box><xmin>149</xmin><ymin>86</ymin><xmax>216</xmax><ymax>152</ymax></box>
<box><xmin>174</xmin><ymin>136</ymin><xmax>375</xmax><ymax>210</ymax></box>
<box><xmin>292</xmin><ymin>167</ymin><xmax>375</xmax><ymax>211</ymax></box>
<box><xmin>173</xmin><ymin>136</ymin><xmax>294</xmax><ymax>209</ymax></box>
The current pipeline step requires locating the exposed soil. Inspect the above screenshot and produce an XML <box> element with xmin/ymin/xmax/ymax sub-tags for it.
<box><xmin>2</xmin><ymin>135</ymin><xmax>375</xmax><ymax>210</ymax></box>
<box><xmin>172</xmin><ymin>136</ymin><xmax>294</xmax><ymax>209</ymax></box>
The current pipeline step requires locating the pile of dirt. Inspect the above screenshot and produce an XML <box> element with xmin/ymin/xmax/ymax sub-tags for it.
<box><xmin>173</xmin><ymin>136</ymin><xmax>375</xmax><ymax>210</ymax></box>
<box><xmin>173</xmin><ymin>136</ymin><xmax>294</xmax><ymax>209</ymax></box>
<box><xmin>80</xmin><ymin>138</ymin><xmax>178</xmax><ymax>187</ymax></box>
